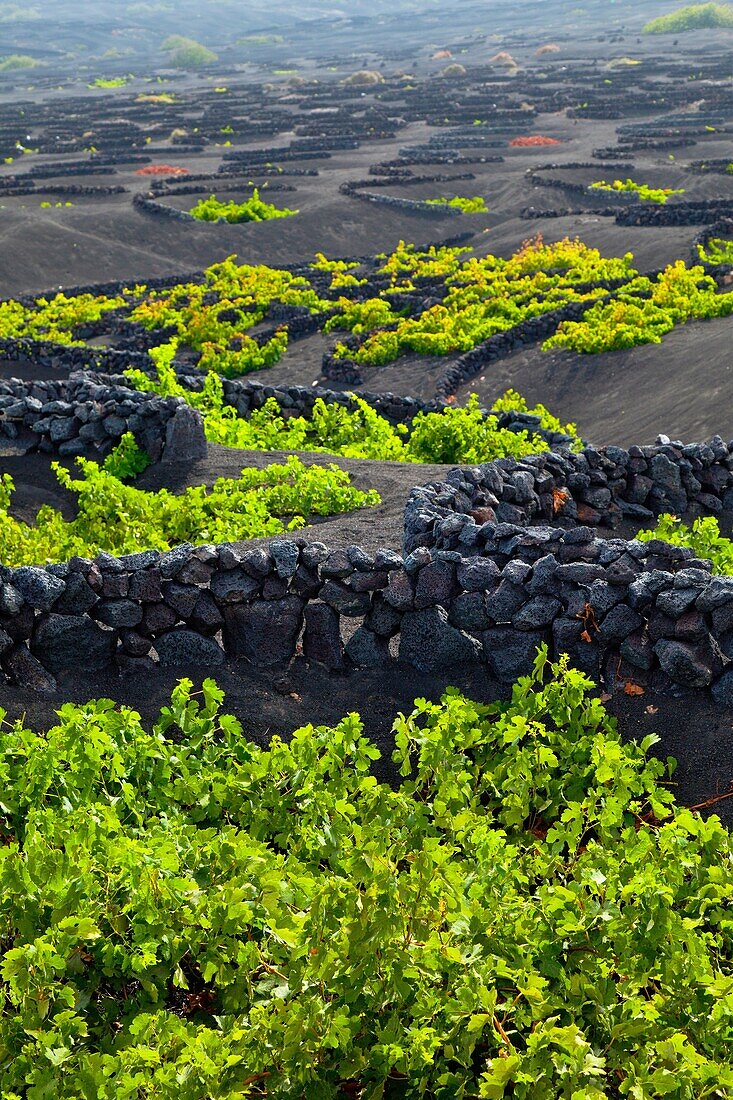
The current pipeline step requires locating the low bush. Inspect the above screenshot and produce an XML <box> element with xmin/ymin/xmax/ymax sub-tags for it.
<box><xmin>0</xmin><ymin>53</ymin><xmax>38</xmax><ymax>71</ymax></box>
<box><xmin>589</xmin><ymin>178</ymin><xmax>684</xmax><ymax>204</ymax></box>
<box><xmin>126</xmin><ymin>346</ymin><xmax>581</xmax><ymax>462</ymax></box>
<box><xmin>88</xmin><ymin>76</ymin><xmax>128</xmax><ymax>89</ymax></box>
<box><xmin>0</xmin><ymin>291</ymin><xmax>124</xmax><ymax>346</ymax></box>
<box><xmin>697</xmin><ymin>236</ymin><xmax>733</xmax><ymax>264</ymax></box>
<box><xmin>425</xmin><ymin>195</ymin><xmax>488</xmax><ymax>213</ymax></box>
<box><xmin>638</xmin><ymin>513</ymin><xmax>733</xmax><ymax>573</ymax></box>
<box><xmin>544</xmin><ymin>261</ymin><xmax>733</xmax><ymax>353</ymax></box>
<box><xmin>161</xmin><ymin>35</ymin><xmax>218</xmax><ymax>69</ymax></box>
<box><xmin>189</xmin><ymin>190</ymin><xmax>298</xmax><ymax>224</ymax></box>
<box><xmin>1</xmin><ymin>652</ymin><xmax>732</xmax><ymax>1096</ymax></box>
<box><xmin>0</xmin><ymin>435</ymin><xmax>379</xmax><ymax>565</ymax></box>
<box><xmin>342</xmin><ymin>69</ymin><xmax>384</xmax><ymax>85</ymax></box>
<box><xmin>2</xmin><ymin>238</ymin><xmax>720</xmax><ymax>378</ymax></box>
<box><xmin>643</xmin><ymin>2</ymin><xmax>733</xmax><ymax>32</ymax></box>
<box><xmin>338</xmin><ymin>237</ymin><xmax>631</xmax><ymax>367</ymax></box>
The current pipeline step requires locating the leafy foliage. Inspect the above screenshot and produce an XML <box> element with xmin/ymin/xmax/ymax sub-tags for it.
<box><xmin>589</xmin><ymin>178</ymin><xmax>684</xmax><ymax>204</ymax></box>
<box><xmin>126</xmin><ymin>349</ymin><xmax>581</xmax><ymax>462</ymax></box>
<box><xmin>189</xmin><ymin>190</ymin><xmax>298</xmax><ymax>224</ymax></box>
<box><xmin>697</xmin><ymin>236</ymin><xmax>733</xmax><ymax>264</ymax></box>
<box><xmin>425</xmin><ymin>194</ymin><xmax>488</xmax><ymax>213</ymax></box>
<box><xmin>0</xmin><ymin>53</ymin><xmax>38</xmax><ymax>70</ymax></box>
<box><xmin>1</xmin><ymin>652</ymin><xmax>732</xmax><ymax>1096</ymax></box>
<box><xmin>0</xmin><ymin>292</ymin><xmax>124</xmax><ymax>346</ymax></box>
<box><xmin>643</xmin><ymin>2</ymin><xmax>733</xmax><ymax>32</ymax></box>
<box><xmin>638</xmin><ymin>513</ymin><xmax>733</xmax><ymax>573</ymax></box>
<box><xmin>97</xmin><ymin>431</ymin><xmax>152</xmax><ymax>481</ymax></box>
<box><xmin>405</xmin><ymin>393</ymin><xmax>566</xmax><ymax>464</ymax></box>
<box><xmin>0</xmin><ymin>436</ymin><xmax>379</xmax><ymax>565</ymax></box>
<box><xmin>336</xmin><ymin>237</ymin><xmax>636</xmax><ymax>367</ymax></box>
<box><xmin>125</xmin><ymin>257</ymin><xmax>326</xmax><ymax>376</ymax></box>
<box><xmin>544</xmin><ymin>261</ymin><xmax>733</xmax><ymax>353</ymax></box>
<box><xmin>1</xmin><ymin>238</ymin><xmax>724</xmax><ymax>377</ymax></box>
<box><xmin>161</xmin><ymin>35</ymin><xmax>218</xmax><ymax>68</ymax></box>
<box><xmin>492</xmin><ymin>387</ymin><xmax>580</xmax><ymax>441</ymax></box>
<box><xmin>88</xmin><ymin>76</ymin><xmax>128</xmax><ymax>88</ymax></box>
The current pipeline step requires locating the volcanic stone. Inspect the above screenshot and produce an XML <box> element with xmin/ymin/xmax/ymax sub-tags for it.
<box><xmin>12</xmin><ymin>567</ymin><xmax>64</xmax><ymax>611</ymax></box>
<box><xmin>399</xmin><ymin>606</ymin><xmax>481</xmax><ymax>672</ymax></box>
<box><xmin>210</xmin><ymin>569</ymin><xmax>260</xmax><ymax>604</ymax></box>
<box><xmin>415</xmin><ymin>561</ymin><xmax>454</xmax><ymax>608</ymax></box>
<box><xmin>53</xmin><ymin>573</ymin><xmax>98</xmax><ymax>615</ymax></box>
<box><xmin>161</xmin><ymin>404</ymin><xmax>207</xmax><ymax>463</ymax></box>
<box><xmin>303</xmin><ymin>602</ymin><xmax>345</xmax><ymax>670</ymax></box>
<box><xmin>654</xmin><ymin>637</ymin><xmax>724</xmax><ymax>689</ymax></box>
<box><xmin>32</xmin><ymin>614</ymin><xmax>117</xmax><ymax>673</ymax></box>
<box><xmin>345</xmin><ymin>626</ymin><xmax>390</xmax><ymax>668</ymax></box>
<box><xmin>224</xmin><ymin>596</ymin><xmax>304</xmax><ymax>666</ymax></box>
<box><xmin>140</xmin><ymin>602</ymin><xmax>178</xmax><ymax>636</ymax></box>
<box><xmin>94</xmin><ymin>599</ymin><xmax>143</xmax><ymax>628</ymax></box>
<box><xmin>456</xmin><ymin>558</ymin><xmax>500</xmax><ymax>592</ymax></box>
<box><xmin>321</xmin><ymin>580</ymin><xmax>370</xmax><ymax>617</ymax></box>
<box><xmin>156</xmin><ymin>629</ymin><xmax>225</xmax><ymax>668</ymax></box>
<box><xmin>449</xmin><ymin>592</ymin><xmax>491</xmax><ymax>632</ymax></box>
<box><xmin>270</xmin><ymin>540</ymin><xmax>300</xmax><ymax>579</ymax></box>
<box><xmin>598</xmin><ymin>604</ymin><xmax>644</xmax><ymax>643</ymax></box>
<box><xmin>620</xmin><ymin>631</ymin><xmax>654</xmax><ymax>670</ymax></box>
<box><xmin>5</xmin><ymin>644</ymin><xmax>57</xmax><ymax>694</ymax></box>
<box><xmin>513</xmin><ymin>596</ymin><xmax>562</xmax><ymax>630</ymax></box>
<box><xmin>162</xmin><ymin>582</ymin><xmax>199</xmax><ymax>619</ymax></box>
<box><xmin>483</xmin><ymin>627</ymin><xmax>546</xmax><ymax>681</ymax></box>
<box><xmin>384</xmin><ymin>569</ymin><xmax>414</xmax><ymax>610</ymax></box>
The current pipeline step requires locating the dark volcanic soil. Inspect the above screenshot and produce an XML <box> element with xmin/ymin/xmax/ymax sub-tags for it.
<box><xmin>456</xmin><ymin>315</ymin><xmax>733</xmax><ymax>448</ymax></box>
<box><xmin>2</xmin><ymin>656</ymin><xmax>732</xmax><ymax>825</ymax></box>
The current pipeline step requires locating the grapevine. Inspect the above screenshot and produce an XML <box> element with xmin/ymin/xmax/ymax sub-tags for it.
<box><xmin>0</xmin><ymin>652</ymin><xmax>731</xmax><ymax>1096</ymax></box>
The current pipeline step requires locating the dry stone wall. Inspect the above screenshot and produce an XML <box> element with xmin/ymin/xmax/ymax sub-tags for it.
<box><xmin>0</xmin><ymin>373</ymin><xmax>205</xmax><ymax>462</ymax></box>
<box><xmin>5</xmin><ymin>429</ymin><xmax>733</xmax><ymax>707</ymax></box>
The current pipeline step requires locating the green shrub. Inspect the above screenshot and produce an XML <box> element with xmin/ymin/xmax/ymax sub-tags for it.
<box><xmin>407</xmin><ymin>393</ymin><xmax>560</xmax><ymax>463</ymax></box>
<box><xmin>544</xmin><ymin>261</ymin><xmax>733</xmax><ymax>353</ymax></box>
<box><xmin>126</xmin><ymin>346</ymin><xmax>581</xmax><ymax>462</ymax></box>
<box><xmin>643</xmin><ymin>2</ymin><xmax>733</xmax><ymax>33</ymax></box>
<box><xmin>589</xmin><ymin>178</ymin><xmax>684</xmax><ymax>204</ymax></box>
<box><xmin>0</xmin><ymin>4</ymin><xmax>41</xmax><ymax>21</ymax></box>
<box><xmin>0</xmin><ymin>291</ymin><xmax>124</xmax><ymax>346</ymax></box>
<box><xmin>189</xmin><ymin>190</ymin><xmax>298</xmax><ymax>224</ymax></box>
<box><xmin>337</xmin><ymin>237</ymin><xmax>634</xmax><ymax>367</ymax></box>
<box><xmin>638</xmin><ymin>513</ymin><xmax>733</xmax><ymax>573</ymax></box>
<box><xmin>425</xmin><ymin>195</ymin><xmax>489</xmax><ymax>213</ymax></box>
<box><xmin>3</xmin><ymin>237</ymin><xmax>719</xmax><ymax>380</ymax></box>
<box><xmin>237</xmin><ymin>33</ymin><xmax>285</xmax><ymax>45</ymax></box>
<box><xmin>0</xmin><ymin>53</ymin><xmax>38</xmax><ymax>71</ymax></box>
<box><xmin>1</xmin><ymin>651</ymin><xmax>733</xmax><ymax>1096</ymax></box>
<box><xmin>697</xmin><ymin>236</ymin><xmax>733</xmax><ymax>264</ymax></box>
<box><xmin>492</xmin><ymin>386</ymin><xmax>580</xmax><ymax>440</ymax></box>
<box><xmin>161</xmin><ymin>35</ymin><xmax>217</xmax><ymax>69</ymax></box>
<box><xmin>0</xmin><ymin>436</ymin><xmax>379</xmax><ymax>565</ymax></box>
<box><xmin>88</xmin><ymin>76</ymin><xmax>128</xmax><ymax>88</ymax></box>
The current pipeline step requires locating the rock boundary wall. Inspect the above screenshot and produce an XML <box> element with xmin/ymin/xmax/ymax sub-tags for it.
<box><xmin>0</xmin><ymin>373</ymin><xmax>205</xmax><ymax>462</ymax></box>
<box><xmin>5</xmin><ymin>430</ymin><xmax>733</xmax><ymax>707</ymax></box>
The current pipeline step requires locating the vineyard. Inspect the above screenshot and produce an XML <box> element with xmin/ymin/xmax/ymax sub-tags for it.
<box><xmin>2</xmin><ymin>238</ymin><xmax>731</xmax><ymax>386</ymax></box>
<box><xmin>3</xmin><ymin>2</ymin><xmax>733</xmax><ymax>1095</ymax></box>
<box><xmin>189</xmin><ymin>190</ymin><xmax>299</xmax><ymax>223</ymax></box>
<box><xmin>1</xmin><ymin>654</ymin><xmax>732</xmax><ymax>1097</ymax></box>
